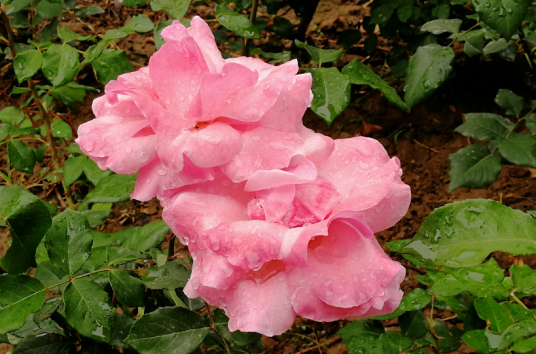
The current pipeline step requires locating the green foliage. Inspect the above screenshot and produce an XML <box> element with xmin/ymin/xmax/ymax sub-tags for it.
<box><xmin>151</xmin><ymin>0</ymin><xmax>191</xmax><ymax>19</ymax></box>
<box><xmin>310</xmin><ymin>67</ymin><xmax>351</xmax><ymax>126</ymax></box>
<box><xmin>215</xmin><ymin>4</ymin><xmax>260</xmax><ymax>39</ymax></box>
<box><xmin>295</xmin><ymin>40</ymin><xmax>343</xmax><ymax>66</ymax></box>
<box><xmin>0</xmin><ymin>275</ymin><xmax>45</xmax><ymax>333</ymax></box>
<box><xmin>92</xmin><ymin>49</ymin><xmax>134</xmax><ymax>85</ymax></box>
<box><xmin>14</xmin><ymin>50</ymin><xmax>42</xmax><ymax>83</ymax></box>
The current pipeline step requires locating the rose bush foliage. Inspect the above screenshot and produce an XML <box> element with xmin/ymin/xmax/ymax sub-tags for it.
<box><xmin>77</xmin><ymin>17</ymin><xmax>411</xmax><ymax>336</ymax></box>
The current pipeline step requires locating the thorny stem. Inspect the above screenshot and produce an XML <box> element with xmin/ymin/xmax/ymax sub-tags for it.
<box><xmin>0</xmin><ymin>9</ymin><xmax>74</xmax><ymax>209</ymax></box>
<box><xmin>243</xmin><ymin>0</ymin><xmax>259</xmax><ymax>57</ymax></box>
<box><xmin>206</xmin><ymin>304</ymin><xmax>230</xmax><ymax>353</ymax></box>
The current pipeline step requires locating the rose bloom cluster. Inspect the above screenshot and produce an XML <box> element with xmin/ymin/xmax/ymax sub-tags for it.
<box><xmin>77</xmin><ymin>17</ymin><xmax>411</xmax><ymax>336</ymax></box>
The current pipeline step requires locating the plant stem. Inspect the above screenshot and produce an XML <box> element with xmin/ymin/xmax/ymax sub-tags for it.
<box><xmin>243</xmin><ymin>0</ymin><xmax>259</xmax><ymax>57</ymax></box>
<box><xmin>0</xmin><ymin>9</ymin><xmax>74</xmax><ymax>209</ymax></box>
<box><xmin>511</xmin><ymin>293</ymin><xmax>530</xmax><ymax>311</ymax></box>
<box><xmin>206</xmin><ymin>304</ymin><xmax>230</xmax><ymax>353</ymax></box>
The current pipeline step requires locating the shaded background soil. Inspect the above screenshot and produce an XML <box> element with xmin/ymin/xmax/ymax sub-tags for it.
<box><xmin>1</xmin><ymin>0</ymin><xmax>536</xmax><ymax>353</ymax></box>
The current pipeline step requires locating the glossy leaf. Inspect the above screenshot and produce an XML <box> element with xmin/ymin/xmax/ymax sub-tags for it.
<box><xmin>151</xmin><ymin>0</ymin><xmax>191</xmax><ymax>19</ymax></box>
<box><xmin>125</xmin><ymin>15</ymin><xmax>154</xmax><ymax>33</ymax></box>
<box><xmin>404</xmin><ymin>44</ymin><xmax>454</xmax><ymax>108</ymax></box>
<box><xmin>63</xmin><ymin>155</ymin><xmax>87</xmax><ymax>187</ymax></box>
<box><xmin>34</xmin><ymin>261</ymin><xmax>69</xmax><ymax>291</ymax></box>
<box><xmin>0</xmin><ymin>275</ymin><xmax>46</xmax><ymax>333</ymax></box>
<box><xmin>8</xmin><ymin>140</ymin><xmax>35</xmax><ymax>174</ymax></box>
<box><xmin>154</xmin><ymin>20</ymin><xmax>173</xmax><ymax>50</ymax></box>
<box><xmin>448</xmin><ymin>144</ymin><xmax>502</xmax><ymax>191</ymax></box>
<box><xmin>495</xmin><ymin>89</ymin><xmax>524</xmax><ymax>117</ymax></box>
<box><xmin>63</xmin><ymin>279</ymin><xmax>115</xmax><ymax>342</ymax></box>
<box><xmin>212</xmin><ymin>309</ymin><xmax>262</xmax><ymax>348</ymax></box>
<box><xmin>109</xmin><ymin>270</ymin><xmax>145</xmax><ymax>307</ymax></box>
<box><xmin>455</xmin><ymin>113</ymin><xmax>513</xmax><ymax>141</ymax></box>
<box><xmin>399</xmin><ymin>311</ymin><xmax>429</xmax><ymax>339</ymax></box>
<box><xmin>42</xmin><ymin>44</ymin><xmax>79</xmax><ymax>87</ymax></box>
<box><xmin>106</xmin><ymin>247</ymin><xmax>142</xmax><ymax>266</ymax></box>
<box><xmin>400</xmin><ymin>199</ymin><xmax>536</xmax><ymax>267</ymax></box>
<box><xmin>483</xmin><ymin>38</ymin><xmax>508</xmax><ymax>55</ymax></box>
<box><xmin>474</xmin><ymin>298</ymin><xmax>513</xmax><ymax>332</ymax></box>
<box><xmin>215</xmin><ymin>4</ymin><xmax>260</xmax><ymax>39</ymax></box>
<box><xmin>497</xmin><ymin>133</ymin><xmax>536</xmax><ymax>168</ymax></box>
<box><xmin>380</xmin><ymin>332</ymin><xmax>413</xmax><ymax>351</ymax></box>
<box><xmin>121</xmin><ymin>220</ymin><xmax>169</xmax><ymax>253</ymax></box>
<box><xmin>462</xmin><ymin>330</ymin><xmax>490</xmax><ymax>353</ymax></box>
<box><xmin>125</xmin><ymin>307</ymin><xmax>211</xmax><ymax>354</ymax></box>
<box><xmin>58</xmin><ymin>27</ymin><xmax>96</xmax><ymax>43</ymax></box>
<box><xmin>421</xmin><ymin>19</ymin><xmax>462</xmax><ymax>34</ymax></box>
<box><xmin>141</xmin><ymin>261</ymin><xmax>190</xmax><ymax>289</ymax></box>
<box><xmin>14</xmin><ymin>50</ymin><xmax>43</xmax><ymax>83</ymax></box>
<box><xmin>83</xmin><ymin>159</ymin><xmax>112</xmax><ymax>186</ymax></box>
<box><xmin>342</xmin><ymin>59</ymin><xmax>408</xmax><ymax>111</ymax></box>
<box><xmin>92</xmin><ymin>49</ymin><xmax>134</xmax><ymax>85</ymax></box>
<box><xmin>310</xmin><ymin>67</ymin><xmax>351</xmax><ymax>126</ymax></box>
<box><xmin>0</xmin><ymin>106</ymin><xmax>25</xmax><ymax>125</ymax></box>
<box><xmin>371</xmin><ymin>288</ymin><xmax>432</xmax><ymax>320</ymax></box>
<box><xmin>51</xmin><ymin>119</ymin><xmax>72</xmax><ymax>138</ymax></box>
<box><xmin>250</xmin><ymin>48</ymin><xmax>291</xmax><ymax>62</ymax></box>
<box><xmin>338</xmin><ymin>320</ymin><xmax>390</xmax><ymax>354</ymax></box>
<box><xmin>44</xmin><ymin>209</ymin><xmax>93</xmax><ymax>276</ymax></box>
<box><xmin>474</xmin><ymin>0</ymin><xmax>530</xmax><ymax>40</ymax></box>
<box><xmin>0</xmin><ymin>185</ymin><xmax>51</xmax><ymax>274</ymax></box>
<box><xmin>84</xmin><ymin>173</ymin><xmax>137</xmax><ymax>204</ymax></box>
<box><xmin>295</xmin><ymin>40</ymin><xmax>343</xmax><ymax>65</ymax></box>
<box><xmin>11</xmin><ymin>334</ymin><xmax>73</xmax><ymax>354</ymax></box>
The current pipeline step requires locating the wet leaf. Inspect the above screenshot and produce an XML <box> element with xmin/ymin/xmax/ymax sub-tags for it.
<box><xmin>483</xmin><ymin>38</ymin><xmax>509</xmax><ymax>55</ymax></box>
<box><xmin>296</xmin><ymin>40</ymin><xmax>343</xmax><ymax>65</ymax></box>
<box><xmin>448</xmin><ymin>144</ymin><xmax>502</xmax><ymax>191</ymax></box>
<box><xmin>404</xmin><ymin>44</ymin><xmax>454</xmax><ymax>108</ymax></box>
<box><xmin>44</xmin><ymin>209</ymin><xmax>93</xmax><ymax>276</ymax></box>
<box><xmin>215</xmin><ymin>4</ymin><xmax>260</xmax><ymax>39</ymax></box>
<box><xmin>14</xmin><ymin>50</ymin><xmax>42</xmax><ymax>83</ymax></box>
<box><xmin>125</xmin><ymin>307</ymin><xmax>211</xmax><ymax>354</ymax></box>
<box><xmin>106</xmin><ymin>247</ymin><xmax>142</xmax><ymax>266</ymax></box>
<box><xmin>380</xmin><ymin>332</ymin><xmax>413</xmax><ymax>351</ymax></box>
<box><xmin>154</xmin><ymin>20</ymin><xmax>173</xmax><ymax>50</ymax></box>
<box><xmin>511</xmin><ymin>336</ymin><xmax>536</xmax><ymax>352</ymax></box>
<box><xmin>474</xmin><ymin>0</ymin><xmax>529</xmax><ymax>40</ymax></box>
<box><xmin>84</xmin><ymin>173</ymin><xmax>137</xmax><ymax>204</ymax></box>
<box><xmin>433</xmin><ymin>320</ymin><xmax>462</xmax><ymax>352</ymax></box>
<box><xmin>399</xmin><ymin>311</ymin><xmax>429</xmax><ymax>339</ymax></box>
<box><xmin>455</xmin><ymin>113</ymin><xmax>514</xmax><ymax>141</ymax></box>
<box><xmin>250</xmin><ymin>49</ymin><xmax>290</xmax><ymax>62</ymax></box>
<box><xmin>473</xmin><ymin>298</ymin><xmax>513</xmax><ymax>332</ymax></box>
<box><xmin>338</xmin><ymin>320</ymin><xmax>394</xmax><ymax>354</ymax></box>
<box><xmin>122</xmin><ymin>220</ymin><xmax>169</xmax><ymax>253</ymax></box>
<box><xmin>58</xmin><ymin>27</ymin><xmax>96</xmax><ymax>43</ymax></box>
<box><xmin>212</xmin><ymin>309</ymin><xmax>262</xmax><ymax>347</ymax></box>
<box><xmin>33</xmin><ymin>296</ymin><xmax>63</xmax><ymax>325</ymax></box>
<box><xmin>141</xmin><ymin>261</ymin><xmax>190</xmax><ymax>289</ymax></box>
<box><xmin>11</xmin><ymin>333</ymin><xmax>73</xmax><ymax>354</ymax></box>
<box><xmin>511</xmin><ymin>264</ymin><xmax>536</xmax><ymax>292</ymax></box>
<box><xmin>371</xmin><ymin>288</ymin><xmax>432</xmax><ymax>320</ymax></box>
<box><xmin>51</xmin><ymin>119</ymin><xmax>72</xmax><ymax>138</ymax></box>
<box><xmin>42</xmin><ymin>44</ymin><xmax>79</xmax><ymax>87</ymax></box>
<box><xmin>34</xmin><ymin>260</ymin><xmax>69</xmax><ymax>292</ymax></box>
<box><xmin>83</xmin><ymin>159</ymin><xmax>112</xmax><ymax>186</ymax></box>
<box><xmin>310</xmin><ymin>67</ymin><xmax>351</xmax><ymax>126</ymax></box>
<box><xmin>125</xmin><ymin>14</ymin><xmax>154</xmax><ymax>33</ymax></box>
<box><xmin>421</xmin><ymin>19</ymin><xmax>462</xmax><ymax>34</ymax></box>
<box><xmin>462</xmin><ymin>330</ymin><xmax>490</xmax><ymax>353</ymax></box>
<box><xmin>63</xmin><ymin>155</ymin><xmax>87</xmax><ymax>187</ymax></box>
<box><xmin>63</xmin><ymin>279</ymin><xmax>115</xmax><ymax>342</ymax></box>
<box><xmin>0</xmin><ymin>275</ymin><xmax>46</xmax><ymax>333</ymax></box>
<box><xmin>92</xmin><ymin>49</ymin><xmax>134</xmax><ymax>85</ymax></box>
<box><xmin>0</xmin><ymin>106</ymin><xmax>25</xmax><ymax>125</ymax></box>
<box><xmin>109</xmin><ymin>270</ymin><xmax>145</xmax><ymax>307</ymax></box>
<box><xmin>8</xmin><ymin>140</ymin><xmax>36</xmax><ymax>174</ymax></box>
<box><xmin>497</xmin><ymin>133</ymin><xmax>536</xmax><ymax>168</ymax></box>
<box><xmin>151</xmin><ymin>0</ymin><xmax>191</xmax><ymax>19</ymax></box>
<box><xmin>0</xmin><ymin>185</ymin><xmax>51</xmax><ymax>274</ymax></box>
<box><xmin>495</xmin><ymin>89</ymin><xmax>524</xmax><ymax>117</ymax></box>
<box><xmin>342</xmin><ymin>59</ymin><xmax>408</xmax><ymax>111</ymax></box>
<box><xmin>400</xmin><ymin>199</ymin><xmax>536</xmax><ymax>267</ymax></box>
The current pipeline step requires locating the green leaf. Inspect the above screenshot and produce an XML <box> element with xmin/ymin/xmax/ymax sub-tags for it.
<box><xmin>84</xmin><ymin>173</ymin><xmax>136</xmax><ymax>204</ymax></box>
<box><xmin>273</xmin><ymin>17</ymin><xmax>293</xmax><ymax>38</ymax></box>
<box><xmin>9</xmin><ymin>12</ymin><xmax>31</xmax><ymax>28</ymax></box>
<box><xmin>141</xmin><ymin>261</ymin><xmax>190</xmax><ymax>289</ymax></box>
<box><xmin>364</xmin><ymin>34</ymin><xmax>378</xmax><ymax>53</ymax></box>
<box><xmin>483</xmin><ymin>38</ymin><xmax>509</xmax><ymax>55</ymax></box>
<box><xmin>110</xmin><ymin>313</ymin><xmax>134</xmax><ymax>349</ymax></box>
<box><xmin>125</xmin><ymin>14</ymin><xmax>154</xmax><ymax>33</ymax></box>
<box><xmin>122</xmin><ymin>220</ymin><xmax>169</xmax><ymax>253</ymax></box>
<box><xmin>34</xmin><ymin>261</ymin><xmax>69</xmax><ymax>291</ymax></box>
<box><xmin>42</xmin><ymin>44</ymin><xmax>79</xmax><ymax>87</ymax></box>
<box><xmin>433</xmin><ymin>320</ymin><xmax>462</xmax><ymax>352</ymax></box>
<box><xmin>0</xmin><ymin>185</ymin><xmax>51</xmax><ymax>274</ymax></box>
<box><xmin>342</xmin><ymin>59</ymin><xmax>408</xmax><ymax>111</ymax></box>
<box><xmin>404</xmin><ymin>44</ymin><xmax>454</xmax><ymax>108</ymax></box>
<box><xmin>63</xmin><ymin>279</ymin><xmax>115</xmax><ymax>342</ymax></box>
<box><xmin>474</xmin><ymin>0</ymin><xmax>529</xmax><ymax>40</ymax></box>
<box><xmin>432</xmin><ymin>259</ymin><xmax>509</xmax><ymax>299</ymax></box>
<box><xmin>92</xmin><ymin>49</ymin><xmax>134</xmax><ymax>85</ymax></box>
<box><xmin>11</xmin><ymin>334</ymin><xmax>73</xmax><ymax>354</ymax></box>
<box><xmin>338</xmin><ymin>320</ymin><xmax>389</xmax><ymax>354</ymax></box>
<box><xmin>250</xmin><ymin>48</ymin><xmax>291</xmax><ymax>62</ymax></box>
<box><xmin>337</xmin><ymin>29</ymin><xmax>362</xmax><ymax>47</ymax></box>
<box><xmin>83</xmin><ymin>159</ymin><xmax>112</xmax><ymax>186</ymax></box>
<box><xmin>50</xmin><ymin>119</ymin><xmax>72</xmax><ymax>138</ymax></box>
<box><xmin>512</xmin><ymin>336</ymin><xmax>536</xmax><ymax>352</ymax></box>
<box><xmin>106</xmin><ymin>247</ymin><xmax>142</xmax><ymax>266</ymax></box>
<box><xmin>109</xmin><ymin>270</ymin><xmax>145</xmax><ymax>307</ymax></box>
<box><xmin>154</xmin><ymin>20</ymin><xmax>173</xmax><ymax>50</ymax></box>
<box><xmin>63</xmin><ymin>155</ymin><xmax>87</xmax><ymax>187</ymax></box>
<box><xmin>310</xmin><ymin>67</ymin><xmax>351</xmax><ymax>126</ymax></box>
<box><xmin>463</xmin><ymin>30</ymin><xmax>487</xmax><ymax>57</ymax></box>
<box><xmin>58</xmin><ymin>27</ymin><xmax>96</xmax><ymax>43</ymax></box>
<box><xmin>0</xmin><ymin>275</ymin><xmax>46</xmax><ymax>333</ymax></box>
<box><xmin>400</xmin><ymin>199</ymin><xmax>536</xmax><ymax>267</ymax></box>
<box><xmin>455</xmin><ymin>113</ymin><xmax>513</xmax><ymax>141</ymax></box>
<box><xmin>295</xmin><ymin>40</ymin><xmax>343</xmax><ymax>65</ymax></box>
<box><xmin>215</xmin><ymin>4</ymin><xmax>260</xmax><ymax>39</ymax></box>
<box><xmin>371</xmin><ymin>288</ymin><xmax>432</xmax><ymax>320</ymax></box>
<box><xmin>151</xmin><ymin>0</ymin><xmax>191</xmax><ymax>19</ymax></box>
<box><xmin>448</xmin><ymin>144</ymin><xmax>502</xmax><ymax>191</ymax></box>
<box><xmin>397</xmin><ymin>5</ymin><xmax>413</xmax><ymax>22</ymax></box>
<box><xmin>124</xmin><ymin>0</ymin><xmax>147</xmax><ymax>6</ymax></box>
<box><xmin>8</xmin><ymin>140</ymin><xmax>36</xmax><ymax>173</ymax></box>
<box><xmin>474</xmin><ymin>298</ymin><xmax>513</xmax><ymax>332</ymax></box>
<box><xmin>212</xmin><ymin>309</ymin><xmax>262</xmax><ymax>348</ymax></box>
<box><xmin>36</xmin><ymin>0</ymin><xmax>63</xmax><ymax>19</ymax></box>
<box><xmin>34</xmin><ymin>296</ymin><xmax>62</xmax><ymax>325</ymax></box>
<box><xmin>399</xmin><ymin>310</ymin><xmax>429</xmax><ymax>339</ymax></box>
<box><xmin>74</xmin><ymin>5</ymin><xmax>104</xmax><ymax>17</ymax></box>
<box><xmin>0</xmin><ymin>106</ymin><xmax>25</xmax><ymax>125</ymax></box>
<box><xmin>14</xmin><ymin>50</ymin><xmax>43</xmax><ymax>83</ymax></box>
<box><xmin>7</xmin><ymin>0</ymin><xmax>31</xmax><ymax>14</ymax></box>
<box><xmin>125</xmin><ymin>307</ymin><xmax>211</xmax><ymax>354</ymax></box>
<box><xmin>39</xmin><ymin>21</ymin><xmax>59</xmax><ymax>44</ymax></box>
<box><xmin>380</xmin><ymin>332</ymin><xmax>413</xmax><ymax>351</ymax></box>
<box><xmin>44</xmin><ymin>209</ymin><xmax>93</xmax><ymax>276</ymax></box>
<box><xmin>51</xmin><ymin>82</ymin><xmax>89</xmax><ymax>110</ymax></box>
<box><xmin>0</xmin><ymin>124</ymin><xmax>10</xmax><ymax>142</ymax></box>
<box><xmin>495</xmin><ymin>89</ymin><xmax>524</xmax><ymax>117</ymax></box>
<box><xmin>511</xmin><ymin>264</ymin><xmax>536</xmax><ymax>292</ymax></box>
<box><xmin>462</xmin><ymin>330</ymin><xmax>490</xmax><ymax>353</ymax></box>
<box><xmin>421</xmin><ymin>19</ymin><xmax>462</xmax><ymax>34</ymax></box>
<box><xmin>82</xmin><ymin>209</ymin><xmax>111</xmax><ymax>227</ymax></box>
<box><xmin>497</xmin><ymin>133</ymin><xmax>536</xmax><ymax>168</ymax></box>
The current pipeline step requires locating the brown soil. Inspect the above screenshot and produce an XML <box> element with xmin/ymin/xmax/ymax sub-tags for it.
<box><xmin>1</xmin><ymin>1</ymin><xmax>536</xmax><ymax>354</ymax></box>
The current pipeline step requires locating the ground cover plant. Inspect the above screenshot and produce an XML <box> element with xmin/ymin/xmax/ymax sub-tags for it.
<box><xmin>0</xmin><ymin>0</ymin><xmax>536</xmax><ymax>353</ymax></box>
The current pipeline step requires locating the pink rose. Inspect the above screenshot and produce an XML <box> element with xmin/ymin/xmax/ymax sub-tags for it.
<box><xmin>163</xmin><ymin>135</ymin><xmax>410</xmax><ymax>336</ymax></box>
<box><xmin>76</xmin><ymin>17</ymin><xmax>312</xmax><ymax>202</ymax></box>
